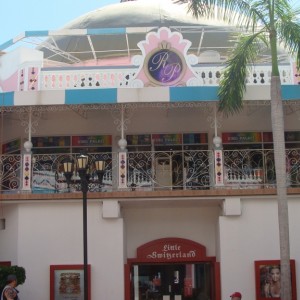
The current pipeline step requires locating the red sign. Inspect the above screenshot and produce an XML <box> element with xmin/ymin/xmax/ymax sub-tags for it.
<box><xmin>136</xmin><ymin>238</ymin><xmax>208</xmax><ymax>262</ymax></box>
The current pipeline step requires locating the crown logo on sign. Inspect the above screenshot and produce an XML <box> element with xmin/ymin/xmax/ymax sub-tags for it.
<box><xmin>159</xmin><ymin>41</ymin><xmax>171</xmax><ymax>50</ymax></box>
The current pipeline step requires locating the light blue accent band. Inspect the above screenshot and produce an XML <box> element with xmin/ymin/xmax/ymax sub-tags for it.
<box><xmin>0</xmin><ymin>92</ymin><xmax>14</xmax><ymax>106</ymax></box>
<box><xmin>282</xmin><ymin>85</ymin><xmax>300</xmax><ymax>100</ymax></box>
<box><xmin>25</xmin><ymin>30</ymin><xmax>49</xmax><ymax>37</ymax></box>
<box><xmin>65</xmin><ymin>89</ymin><xmax>117</xmax><ymax>104</ymax></box>
<box><xmin>170</xmin><ymin>86</ymin><xmax>218</xmax><ymax>101</ymax></box>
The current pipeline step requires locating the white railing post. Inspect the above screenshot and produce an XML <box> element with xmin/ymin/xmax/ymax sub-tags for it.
<box><xmin>117</xmin><ymin>138</ymin><xmax>128</xmax><ymax>189</ymax></box>
<box><xmin>213</xmin><ymin>135</ymin><xmax>224</xmax><ymax>187</ymax></box>
<box><xmin>118</xmin><ymin>151</ymin><xmax>127</xmax><ymax>189</ymax></box>
<box><xmin>214</xmin><ymin>149</ymin><xmax>224</xmax><ymax>187</ymax></box>
<box><xmin>22</xmin><ymin>140</ymin><xmax>33</xmax><ymax>191</ymax></box>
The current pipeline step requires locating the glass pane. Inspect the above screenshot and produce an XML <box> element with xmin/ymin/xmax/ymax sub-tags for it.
<box><xmin>131</xmin><ymin>263</ymin><xmax>213</xmax><ymax>300</ymax></box>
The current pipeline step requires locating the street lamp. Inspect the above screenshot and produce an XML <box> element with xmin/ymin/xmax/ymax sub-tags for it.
<box><xmin>61</xmin><ymin>152</ymin><xmax>105</xmax><ymax>300</ymax></box>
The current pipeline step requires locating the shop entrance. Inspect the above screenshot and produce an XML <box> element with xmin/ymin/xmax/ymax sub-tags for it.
<box><xmin>125</xmin><ymin>238</ymin><xmax>220</xmax><ymax>300</ymax></box>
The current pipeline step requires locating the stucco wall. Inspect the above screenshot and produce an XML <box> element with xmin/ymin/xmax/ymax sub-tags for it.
<box><xmin>219</xmin><ymin>197</ymin><xmax>300</xmax><ymax>300</ymax></box>
<box><xmin>123</xmin><ymin>205</ymin><xmax>221</xmax><ymax>259</ymax></box>
<box><xmin>2</xmin><ymin>197</ymin><xmax>300</xmax><ymax>300</ymax></box>
<box><xmin>0</xmin><ymin>200</ymin><xmax>124</xmax><ymax>300</ymax></box>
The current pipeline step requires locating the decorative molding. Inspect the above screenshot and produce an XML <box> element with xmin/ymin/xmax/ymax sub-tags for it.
<box><xmin>22</xmin><ymin>154</ymin><xmax>31</xmax><ymax>191</ymax></box>
<box><xmin>118</xmin><ymin>152</ymin><xmax>127</xmax><ymax>189</ymax></box>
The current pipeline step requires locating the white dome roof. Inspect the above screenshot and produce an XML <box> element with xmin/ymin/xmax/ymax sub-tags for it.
<box><xmin>38</xmin><ymin>0</ymin><xmax>238</xmax><ymax>64</ymax></box>
<box><xmin>63</xmin><ymin>0</ymin><xmax>228</xmax><ymax>29</ymax></box>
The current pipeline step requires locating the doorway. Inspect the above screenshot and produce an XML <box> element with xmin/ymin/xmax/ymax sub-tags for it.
<box><xmin>131</xmin><ymin>262</ymin><xmax>213</xmax><ymax>300</ymax></box>
<box><xmin>125</xmin><ymin>238</ymin><xmax>220</xmax><ymax>300</ymax></box>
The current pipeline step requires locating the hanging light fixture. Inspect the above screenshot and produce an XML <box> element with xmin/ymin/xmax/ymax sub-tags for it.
<box><xmin>95</xmin><ymin>159</ymin><xmax>105</xmax><ymax>183</ymax></box>
<box><xmin>62</xmin><ymin>157</ymin><xmax>74</xmax><ymax>192</ymax></box>
<box><xmin>77</xmin><ymin>153</ymin><xmax>89</xmax><ymax>171</ymax></box>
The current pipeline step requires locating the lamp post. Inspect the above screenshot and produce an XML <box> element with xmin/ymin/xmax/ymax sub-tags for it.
<box><xmin>62</xmin><ymin>153</ymin><xmax>105</xmax><ymax>300</ymax></box>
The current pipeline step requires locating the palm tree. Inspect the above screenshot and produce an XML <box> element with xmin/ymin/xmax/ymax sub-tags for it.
<box><xmin>175</xmin><ymin>1</ymin><xmax>300</xmax><ymax>300</ymax></box>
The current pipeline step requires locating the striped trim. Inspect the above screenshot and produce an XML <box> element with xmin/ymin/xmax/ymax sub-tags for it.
<box><xmin>1</xmin><ymin>85</ymin><xmax>300</xmax><ymax>107</ymax></box>
<box><xmin>0</xmin><ymin>27</ymin><xmax>154</xmax><ymax>51</ymax></box>
<box><xmin>0</xmin><ymin>39</ymin><xmax>14</xmax><ymax>51</ymax></box>
<box><xmin>25</xmin><ymin>30</ymin><xmax>49</xmax><ymax>37</ymax></box>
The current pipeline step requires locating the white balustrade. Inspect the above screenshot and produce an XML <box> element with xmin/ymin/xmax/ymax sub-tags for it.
<box><xmin>39</xmin><ymin>65</ymin><xmax>293</xmax><ymax>90</ymax></box>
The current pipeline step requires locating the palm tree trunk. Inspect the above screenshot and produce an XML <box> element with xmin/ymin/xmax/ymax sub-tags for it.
<box><xmin>270</xmin><ymin>76</ymin><xmax>291</xmax><ymax>300</ymax></box>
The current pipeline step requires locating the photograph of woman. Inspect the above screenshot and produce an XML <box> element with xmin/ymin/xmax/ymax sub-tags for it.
<box><xmin>260</xmin><ymin>265</ymin><xmax>281</xmax><ymax>298</ymax></box>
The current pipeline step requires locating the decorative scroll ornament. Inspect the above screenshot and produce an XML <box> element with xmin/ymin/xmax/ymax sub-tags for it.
<box><xmin>130</xmin><ymin>27</ymin><xmax>199</xmax><ymax>87</ymax></box>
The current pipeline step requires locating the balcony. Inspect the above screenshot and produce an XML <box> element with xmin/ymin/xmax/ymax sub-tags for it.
<box><xmin>1</xmin><ymin>148</ymin><xmax>300</xmax><ymax>197</ymax></box>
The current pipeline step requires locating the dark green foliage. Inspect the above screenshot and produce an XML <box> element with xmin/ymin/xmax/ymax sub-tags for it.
<box><xmin>0</xmin><ymin>265</ymin><xmax>26</xmax><ymax>290</ymax></box>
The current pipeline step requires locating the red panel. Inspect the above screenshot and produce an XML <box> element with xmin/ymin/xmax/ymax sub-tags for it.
<box><xmin>0</xmin><ymin>261</ymin><xmax>11</xmax><ymax>266</ymax></box>
<box><xmin>136</xmin><ymin>237</ymin><xmax>208</xmax><ymax>262</ymax></box>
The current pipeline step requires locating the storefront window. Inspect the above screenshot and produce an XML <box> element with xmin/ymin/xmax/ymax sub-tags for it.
<box><xmin>131</xmin><ymin>263</ymin><xmax>213</xmax><ymax>300</ymax></box>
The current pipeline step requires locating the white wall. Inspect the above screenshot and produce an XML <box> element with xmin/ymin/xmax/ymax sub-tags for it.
<box><xmin>123</xmin><ymin>205</ymin><xmax>221</xmax><ymax>258</ymax></box>
<box><xmin>0</xmin><ymin>200</ymin><xmax>124</xmax><ymax>300</ymax></box>
<box><xmin>219</xmin><ymin>197</ymin><xmax>300</xmax><ymax>300</ymax></box>
<box><xmin>2</xmin><ymin>196</ymin><xmax>300</xmax><ymax>300</ymax></box>
<box><xmin>0</xmin><ymin>205</ymin><xmax>19</xmax><ymax>262</ymax></box>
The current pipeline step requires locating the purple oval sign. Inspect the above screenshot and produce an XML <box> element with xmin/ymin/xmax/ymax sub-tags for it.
<box><xmin>147</xmin><ymin>49</ymin><xmax>183</xmax><ymax>84</ymax></box>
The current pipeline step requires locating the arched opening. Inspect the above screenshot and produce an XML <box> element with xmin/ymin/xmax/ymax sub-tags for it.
<box><xmin>125</xmin><ymin>238</ymin><xmax>220</xmax><ymax>300</ymax></box>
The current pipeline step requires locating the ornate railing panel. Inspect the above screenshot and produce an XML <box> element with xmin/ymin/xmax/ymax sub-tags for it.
<box><xmin>0</xmin><ymin>155</ymin><xmax>22</xmax><ymax>192</ymax></box>
<box><xmin>223</xmin><ymin>148</ymin><xmax>300</xmax><ymax>188</ymax></box>
<box><xmin>223</xmin><ymin>149</ymin><xmax>265</xmax><ymax>188</ymax></box>
<box><xmin>285</xmin><ymin>149</ymin><xmax>300</xmax><ymax>187</ymax></box>
<box><xmin>32</xmin><ymin>152</ymin><xmax>117</xmax><ymax>193</ymax></box>
<box><xmin>1</xmin><ymin>148</ymin><xmax>300</xmax><ymax>194</ymax></box>
<box><xmin>127</xmin><ymin>150</ymin><xmax>213</xmax><ymax>190</ymax></box>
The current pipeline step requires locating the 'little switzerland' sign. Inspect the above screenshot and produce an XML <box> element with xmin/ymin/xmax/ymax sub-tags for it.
<box><xmin>136</xmin><ymin>238</ymin><xmax>209</xmax><ymax>262</ymax></box>
<box><xmin>147</xmin><ymin>244</ymin><xmax>196</xmax><ymax>260</ymax></box>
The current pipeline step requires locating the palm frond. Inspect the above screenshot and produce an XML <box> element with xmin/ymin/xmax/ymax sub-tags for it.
<box><xmin>274</xmin><ymin>0</ymin><xmax>294</xmax><ymax>21</ymax></box>
<box><xmin>173</xmin><ymin>0</ymin><xmax>268</xmax><ymax>31</ymax></box>
<box><xmin>276</xmin><ymin>15</ymin><xmax>300</xmax><ymax>70</ymax></box>
<box><xmin>218</xmin><ymin>31</ymin><xmax>268</xmax><ymax>116</ymax></box>
<box><xmin>173</xmin><ymin>0</ymin><xmax>214</xmax><ymax>18</ymax></box>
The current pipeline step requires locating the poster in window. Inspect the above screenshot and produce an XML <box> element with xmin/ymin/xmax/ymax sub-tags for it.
<box><xmin>50</xmin><ymin>265</ymin><xmax>91</xmax><ymax>300</ymax></box>
<box><xmin>255</xmin><ymin>260</ymin><xmax>296</xmax><ymax>300</ymax></box>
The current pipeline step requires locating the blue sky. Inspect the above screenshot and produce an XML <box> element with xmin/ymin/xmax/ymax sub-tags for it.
<box><xmin>0</xmin><ymin>0</ymin><xmax>119</xmax><ymax>44</ymax></box>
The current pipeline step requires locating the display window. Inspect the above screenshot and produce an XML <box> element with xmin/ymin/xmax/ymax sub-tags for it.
<box><xmin>2</xmin><ymin>138</ymin><xmax>21</xmax><ymax>154</ymax></box>
<box><xmin>131</xmin><ymin>263</ymin><xmax>213</xmax><ymax>300</ymax></box>
<box><xmin>30</xmin><ymin>135</ymin><xmax>112</xmax><ymax>154</ymax></box>
<box><xmin>125</xmin><ymin>238</ymin><xmax>220</xmax><ymax>300</ymax></box>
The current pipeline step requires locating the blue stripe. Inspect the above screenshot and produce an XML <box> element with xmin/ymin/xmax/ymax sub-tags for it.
<box><xmin>0</xmin><ymin>92</ymin><xmax>14</xmax><ymax>106</ymax></box>
<box><xmin>65</xmin><ymin>89</ymin><xmax>117</xmax><ymax>104</ymax></box>
<box><xmin>25</xmin><ymin>30</ymin><xmax>49</xmax><ymax>37</ymax></box>
<box><xmin>87</xmin><ymin>28</ymin><xmax>126</xmax><ymax>35</ymax></box>
<box><xmin>170</xmin><ymin>86</ymin><xmax>218</xmax><ymax>101</ymax></box>
<box><xmin>282</xmin><ymin>85</ymin><xmax>300</xmax><ymax>100</ymax></box>
<box><xmin>0</xmin><ymin>39</ymin><xmax>14</xmax><ymax>51</ymax></box>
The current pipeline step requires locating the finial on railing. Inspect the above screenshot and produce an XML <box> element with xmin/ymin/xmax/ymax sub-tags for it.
<box><xmin>118</xmin><ymin>138</ymin><xmax>127</xmax><ymax>150</ymax></box>
<box><xmin>23</xmin><ymin>140</ymin><xmax>33</xmax><ymax>153</ymax></box>
<box><xmin>213</xmin><ymin>136</ymin><xmax>222</xmax><ymax>150</ymax></box>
